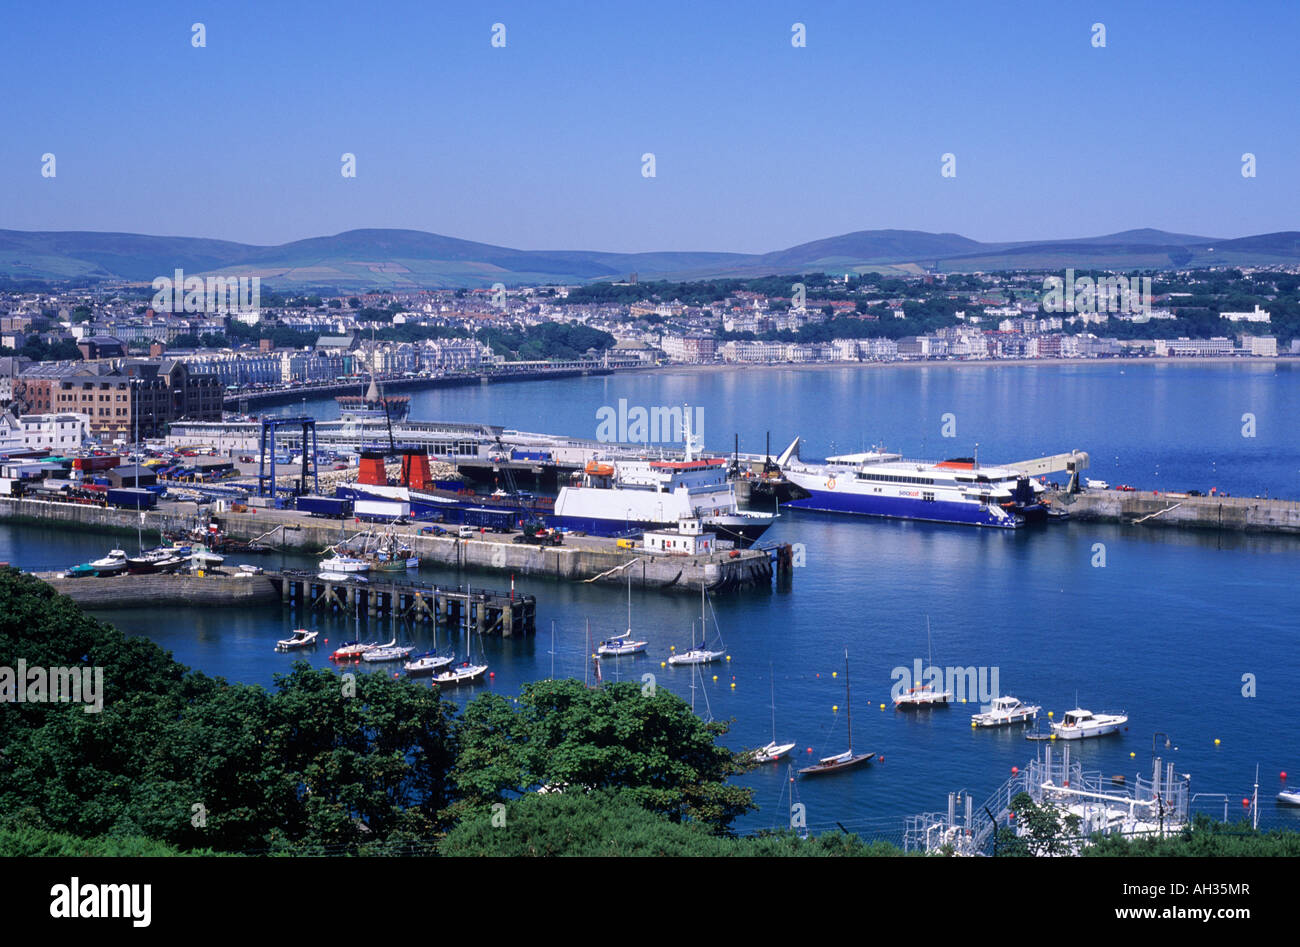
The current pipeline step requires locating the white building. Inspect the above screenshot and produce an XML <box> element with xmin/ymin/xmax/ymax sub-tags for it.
<box><xmin>1220</xmin><ymin>305</ymin><xmax>1270</xmax><ymax>323</ymax></box>
<box><xmin>18</xmin><ymin>412</ymin><xmax>90</xmax><ymax>452</ymax></box>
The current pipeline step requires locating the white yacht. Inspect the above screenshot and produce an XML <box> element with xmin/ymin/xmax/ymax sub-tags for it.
<box><xmin>319</xmin><ymin>555</ymin><xmax>370</xmax><ymax>574</ymax></box>
<box><xmin>971</xmin><ymin>695</ymin><xmax>1041</xmax><ymax>727</ymax></box>
<box><xmin>1050</xmin><ymin>708</ymin><xmax>1128</xmax><ymax>740</ymax></box>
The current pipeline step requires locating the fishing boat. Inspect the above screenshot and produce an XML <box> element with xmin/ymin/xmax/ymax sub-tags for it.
<box><xmin>275</xmin><ymin>628</ymin><xmax>319</xmax><ymax>652</ymax></box>
<box><xmin>361</xmin><ymin>644</ymin><xmax>415</xmax><ymax>663</ymax></box>
<box><xmin>667</xmin><ymin>581</ymin><xmax>726</xmax><ymax>665</ymax></box>
<box><xmin>971</xmin><ymin>695</ymin><xmax>1041</xmax><ymax>727</ymax></box>
<box><xmin>89</xmin><ymin>549</ymin><xmax>129</xmax><ymax>577</ymax></box>
<box><xmin>330</xmin><ymin>637</ymin><xmax>393</xmax><ymax>661</ymax></box>
<box><xmin>432</xmin><ymin>662</ymin><xmax>488</xmax><ymax>685</ymax></box>
<box><xmin>597</xmin><ymin>569</ymin><xmax>648</xmax><ymax>656</ymax></box>
<box><xmin>752</xmin><ymin>667</ymin><xmax>796</xmax><ymax>763</ymax></box>
<box><xmin>799</xmin><ymin>650</ymin><xmax>874</xmax><ymax>776</ymax></box>
<box><xmin>1049</xmin><ymin>707</ymin><xmax>1128</xmax><ymax>740</ymax></box>
<box><xmin>364</xmin><ymin>530</ymin><xmax>419</xmax><ymax>572</ymax></box>
<box><xmin>404</xmin><ymin>651</ymin><xmax>453</xmax><ymax>675</ymax></box>
<box><xmin>894</xmin><ymin>618</ymin><xmax>954</xmax><ymax>709</ymax></box>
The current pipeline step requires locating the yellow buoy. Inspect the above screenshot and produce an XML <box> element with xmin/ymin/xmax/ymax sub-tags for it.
<box><xmin>726</xmin><ymin>655</ymin><xmax>731</xmax><ymax>661</ymax></box>
<box><xmin>880</xmin><ymin>703</ymin><xmax>886</xmax><ymax>710</ymax></box>
<box><xmin>833</xmin><ymin>705</ymin><xmax>838</xmax><ymax>712</ymax></box>
<box><xmin>712</xmin><ymin>675</ymin><xmax>718</xmax><ymax>682</ymax></box>
<box><xmin>971</xmin><ymin>720</ymin><xmax>977</xmax><ymax>728</ymax></box>
<box><xmin>1050</xmin><ymin>734</ymin><xmax>1057</xmax><ymax>740</ymax></box>
<box><xmin>832</xmin><ymin>671</ymin><xmax>837</xmax><ymax>678</ymax></box>
<box><xmin>730</xmin><ymin>682</ymin><xmax>736</xmax><ymax>689</ymax></box>
<box><xmin>660</xmin><ymin>661</ymin><xmax>666</xmax><ymax>668</ymax></box>
<box><xmin>1130</xmin><ymin>752</ymin><xmax>1135</xmax><ymax>758</ymax></box>
<box><xmin>1214</xmin><ymin>738</ymin><xmax>1221</xmax><ymax>745</ymax></box>
<box><xmin>1047</xmin><ymin>711</ymin><xmax>1053</xmax><ymax>717</ymax></box>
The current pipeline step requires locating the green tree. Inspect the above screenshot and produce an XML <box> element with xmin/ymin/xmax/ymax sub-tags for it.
<box><xmin>452</xmin><ymin>679</ymin><xmax>754</xmax><ymax>833</ymax></box>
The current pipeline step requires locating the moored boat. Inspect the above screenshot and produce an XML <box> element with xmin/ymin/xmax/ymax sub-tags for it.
<box><xmin>1049</xmin><ymin>707</ymin><xmax>1128</xmax><ymax>740</ymax></box>
<box><xmin>404</xmin><ymin>651</ymin><xmax>454</xmax><ymax>675</ymax></box>
<box><xmin>971</xmin><ymin>695</ymin><xmax>1041</xmax><ymax>727</ymax></box>
<box><xmin>319</xmin><ymin>555</ymin><xmax>369</xmax><ymax>574</ymax></box>
<box><xmin>432</xmin><ymin>662</ymin><xmax>488</xmax><ymax>685</ymax></box>
<box><xmin>276</xmin><ymin>628</ymin><xmax>319</xmax><ymax>652</ymax></box>
<box><xmin>799</xmin><ymin>649</ymin><xmax>874</xmax><ymax>776</ymax></box>
<box><xmin>361</xmin><ymin>644</ymin><xmax>415</xmax><ymax>663</ymax></box>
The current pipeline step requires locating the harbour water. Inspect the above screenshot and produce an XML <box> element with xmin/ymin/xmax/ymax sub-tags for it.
<box><xmin>15</xmin><ymin>361</ymin><xmax>1300</xmax><ymax>840</ymax></box>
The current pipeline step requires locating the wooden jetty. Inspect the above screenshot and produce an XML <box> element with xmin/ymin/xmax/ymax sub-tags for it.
<box><xmin>269</xmin><ymin>570</ymin><xmax>536</xmax><ymax>637</ymax></box>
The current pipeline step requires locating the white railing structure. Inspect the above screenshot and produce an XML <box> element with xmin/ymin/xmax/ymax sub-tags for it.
<box><xmin>904</xmin><ymin>745</ymin><xmax>1190</xmax><ymax>856</ymax></box>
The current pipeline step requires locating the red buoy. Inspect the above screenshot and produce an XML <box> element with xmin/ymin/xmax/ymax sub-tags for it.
<box><xmin>1283</xmin><ymin>771</ymin><xmax>1289</xmax><ymax>780</ymax></box>
<box><xmin>1243</xmin><ymin>798</ymin><xmax>1251</xmax><ymax>808</ymax></box>
<box><xmin>1011</xmin><ymin>766</ymin><xmax>1019</xmax><ymax>775</ymax></box>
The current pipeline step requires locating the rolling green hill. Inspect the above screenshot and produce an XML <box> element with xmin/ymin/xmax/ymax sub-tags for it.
<box><xmin>2</xmin><ymin>226</ymin><xmax>1296</xmax><ymax>290</ymax></box>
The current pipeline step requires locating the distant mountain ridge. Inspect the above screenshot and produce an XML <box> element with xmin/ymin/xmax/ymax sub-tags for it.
<box><xmin>1</xmin><ymin>226</ymin><xmax>1297</xmax><ymax>290</ymax></box>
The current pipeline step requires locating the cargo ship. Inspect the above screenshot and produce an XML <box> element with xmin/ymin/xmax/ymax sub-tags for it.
<box><xmin>780</xmin><ymin>440</ymin><xmax>1046</xmax><ymax>529</ymax></box>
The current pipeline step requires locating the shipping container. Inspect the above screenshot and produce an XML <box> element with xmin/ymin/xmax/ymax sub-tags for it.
<box><xmin>296</xmin><ymin>495</ymin><xmax>352</xmax><ymax>518</ymax></box>
<box><xmin>354</xmin><ymin>498</ymin><xmax>411</xmax><ymax>522</ymax></box>
<box><xmin>107</xmin><ymin>487</ymin><xmax>158</xmax><ymax>510</ymax></box>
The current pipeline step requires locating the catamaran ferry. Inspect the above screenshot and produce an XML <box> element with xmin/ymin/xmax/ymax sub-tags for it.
<box><xmin>780</xmin><ymin>440</ymin><xmax>1046</xmax><ymax>529</ymax></box>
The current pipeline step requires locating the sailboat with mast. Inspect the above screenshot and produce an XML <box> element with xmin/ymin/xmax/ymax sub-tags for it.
<box><xmin>433</xmin><ymin>591</ymin><xmax>488</xmax><ymax>685</ymax></box>
<box><xmin>667</xmin><ymin>580</ymin><xmax>726</xmax><ymax>665</ymax></box>
<box><xmin>798</xmin><ymin>649</ymin><xmax>874</xmax><ymax>776</ymax></box>
<box><xmin>597</xmin><ymin>567</ymin><xmax>648</xmax><ymax>656</ymax></box>
<box><xmin>752</xmin><ymin>666</ymin><xmax>796</xmax><ymax>763</ymax></box>
<box><xmin>894</xmin><ymin>616</ymin><xmax>954</xmax><ymax>709</ymax></box>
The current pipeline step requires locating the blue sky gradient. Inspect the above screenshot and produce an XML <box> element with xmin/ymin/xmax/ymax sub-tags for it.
<box><xmin>2</xmin><ymin>0</ymin><xmax>1297</xmax><ymax>251</ymax></box>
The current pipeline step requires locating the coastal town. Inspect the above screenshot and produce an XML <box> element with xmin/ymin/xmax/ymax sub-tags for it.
<box><xmin>0</xmin><ymin>265</ymin><xmax>1295</xmax><ymax>446</ymax></box>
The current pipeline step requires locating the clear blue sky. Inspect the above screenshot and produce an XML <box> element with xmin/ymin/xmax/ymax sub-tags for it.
<box><xmin>2</xmin><ymin>0</ymin><xmax>1296</xmax><ymax>252</ymax></box>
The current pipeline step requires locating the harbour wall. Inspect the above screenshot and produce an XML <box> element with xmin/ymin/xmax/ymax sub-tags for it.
<box><xmin>1051</xmin><ymin>490</ymin><xmax>1300</xmax><ymax>534</ymax></box>
<box><xmin>35</xmin><ymin>572</ymin><xmax>280</xmax><ymax>609</ymax></box>
<box><xmin>0</xmin><ymin>498</ymin><xmax>778</xmax><ymax>592</ymax></box>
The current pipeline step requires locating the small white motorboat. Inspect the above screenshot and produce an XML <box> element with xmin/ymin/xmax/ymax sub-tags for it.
<box><xmin>190</xmin><ymin>546</ymin><xmax>224</xmax><ymax>569</ymax></box>
<box><xmin>238</xmin><ymin>563</ymin><xmax>264</xmax><ymax>575</ymax></box>
<box><xmin>597</xmin><ymin>631</ymin><xmax>648</xmax><ymax>656</ymax></box>
<box><xmin>971</xmin><ymin>695</ymin><xmax>1041</xmax><ymax>727</ymax></box>
<box><xmin>276</xmin><ymin>628</ymin><xmax>318</xmax><ymax>652</ymax></box>
<box><xmin>432</xmin><ymin>663</ymin><xmax>488</xmax><ymax>685</ymax></box>
<box><xmin>1277</xmin><ymin>789</ymin><xmax>1300</xmax><ymax>807</ymax></box>
<box><xmin>1050</xmin><ymin>707</ymin><xmax>1128</xmax><ymax>740</ymax></box>
<box><xmin>90</xmin><ymin>549</ymin><xmax>129</xmax><ymax>576</ymax></box>
<box><xmin>404</xmin><ymin>651</ymin><xmax>454</xmax><ymax>675</ymax></box>
<box><xmin>319</xmin><ymin>555</ymin><xmax>369</xmax><ymax>574</ymax></box>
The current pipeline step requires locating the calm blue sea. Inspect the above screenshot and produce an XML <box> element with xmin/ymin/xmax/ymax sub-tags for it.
<box><xmin>11</xmin><ymin>361</ymin><xmax>1300</xmax><ymax>841</ymax></box>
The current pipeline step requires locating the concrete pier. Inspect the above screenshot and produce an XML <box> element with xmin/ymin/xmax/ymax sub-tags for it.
<box><xmin>1051</xmin><ymin>489</ymin><xmax>1300</xmax><ymax>534</ymax></box>
<box><xmin>36</xmin><ymin>572</ymin><xmax>280</xmax><ymax>609</ymax></box>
